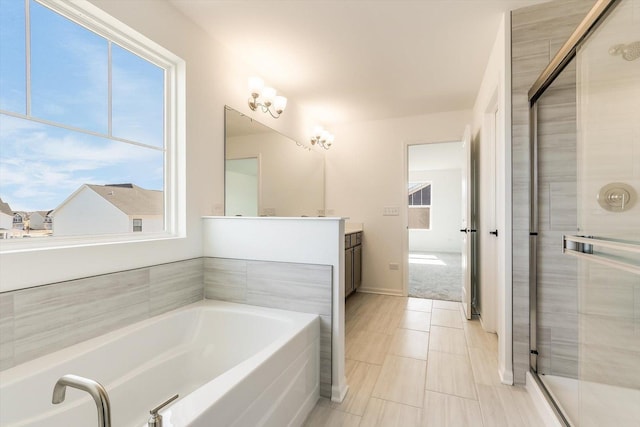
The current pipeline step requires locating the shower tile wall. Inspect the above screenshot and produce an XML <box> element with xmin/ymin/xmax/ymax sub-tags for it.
<box><xmin>203</xmin><ymin>257</ymin><xmax>333</xmax><ymax>398</ymax></box>
<box><xmin>0</xmin><ymin>258</ymin><xmax>204</xmax><ymax>371</ymax></box>
<box><xmin>511</xmin><ymin>0</ymin><xmax>595</xmax><ymax>384</ymax></box>
<box><xmin>536</xmin><ymin>65</ymin><xmax>579</xmax><ymax>379</ymax></box>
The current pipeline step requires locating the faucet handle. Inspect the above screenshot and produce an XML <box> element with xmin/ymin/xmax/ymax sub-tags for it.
<box><xmin>148</xmin><ymin>394</ymin><xmax>179</xmax><ymax>427</ymax></box>
<box><xmin>150</xmin><ymin>394</ymin><xmax>179</xmax><ymax>415</ymax></box>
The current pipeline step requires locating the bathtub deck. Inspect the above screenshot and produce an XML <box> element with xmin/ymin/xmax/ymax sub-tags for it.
<box><xmin>303</xmin><ymin>293</ymin><xmax>546</xmax><ymax>426</ymax></box>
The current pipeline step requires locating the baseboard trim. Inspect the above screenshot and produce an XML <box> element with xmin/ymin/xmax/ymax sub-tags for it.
<box><xmin>356</xmin><ymin>287</ymin><xmax>404</xmax><ymax>297</ymax></box>
<box><xmin>499</xmin><ymin>365</ymin><xmax>514</xmax><ymax>385</ymax></box>
<box><xmin>331</xmin><ymin>383</ymin><xmax>349</xmax><ymax>403</ymax></box>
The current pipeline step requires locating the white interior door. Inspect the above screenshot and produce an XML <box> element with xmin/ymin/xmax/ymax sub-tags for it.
<box><xmin>460</xmin><ymin>125</ymin><xmax>472</xmax><ymax>319</ymax></box>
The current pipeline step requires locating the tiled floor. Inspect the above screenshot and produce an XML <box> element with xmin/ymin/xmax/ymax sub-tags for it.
<box><xmin>303</xmin><ymin>293</ymin><xmax>545</xmax><ymax>426</ymax></box>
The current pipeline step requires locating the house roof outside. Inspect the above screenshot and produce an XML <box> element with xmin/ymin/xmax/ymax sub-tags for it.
<box><xmin>0</xmin><ymin>198</ymin><xmax>13</xmax><ymax>216</ymax></box>
<box><xmin>87</xmin><ymin>184</ymin><xmax>163</xmax><ymax>216</ymax></box>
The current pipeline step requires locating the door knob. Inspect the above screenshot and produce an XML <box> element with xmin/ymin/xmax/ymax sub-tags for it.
<box><xmin>490</xmin><ymin>230</ymin><xmax>498</xmax><ymax>236</ymax></box>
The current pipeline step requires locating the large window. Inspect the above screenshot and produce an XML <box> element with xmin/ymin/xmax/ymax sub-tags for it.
<box><xmin>408</xmin><ymin>182</ymin><xmax>431</xmax><ymax>230</ymax></box>
<box><xmin>0</xmin><ymin>0</ymin><xmax>182</xmax><ymax>246</ymax></box>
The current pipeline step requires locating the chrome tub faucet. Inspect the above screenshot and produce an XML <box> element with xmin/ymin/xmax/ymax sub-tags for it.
<box><xmin>52</xmin><ymin>374</ymin><xmax>111</xmax><ymax>427</ymax></box>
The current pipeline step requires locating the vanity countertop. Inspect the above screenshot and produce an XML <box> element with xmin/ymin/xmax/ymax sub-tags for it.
<box><xmin>345</xmin><ymin>223</ymin><xmax>363</xmax><ymax>234</ymax></box>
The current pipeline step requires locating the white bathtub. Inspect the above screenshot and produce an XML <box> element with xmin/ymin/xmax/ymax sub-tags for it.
<box><xmin>0</xmin><ymin>300</ymin><xmax>320</xmax><ymax>427</ymax></box>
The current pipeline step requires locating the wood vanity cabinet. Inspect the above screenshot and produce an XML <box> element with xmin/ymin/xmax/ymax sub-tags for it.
<box><xmin>345</xmin><ymin>231</ymin><xmax>362</xmax><ymax>298</ymax></box>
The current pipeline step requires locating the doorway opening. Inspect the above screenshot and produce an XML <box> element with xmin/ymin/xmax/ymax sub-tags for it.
<box><xmin>407</xmin><ymin>141</ymin><xmax>463</xmax><ymax>301</ymax></box>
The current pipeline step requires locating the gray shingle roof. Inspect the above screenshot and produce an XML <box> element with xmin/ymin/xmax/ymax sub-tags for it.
<box><xmin>0</xmin><ymin>198</ymin><xmax>12</xmax><ymax>216</ymax></box>
<box><xmin>87</xmin><ymin>184</ymin><xmax>162</xmax><ymax>215</ymax></box>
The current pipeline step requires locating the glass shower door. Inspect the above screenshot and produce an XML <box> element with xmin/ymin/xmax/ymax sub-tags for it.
<box><xmin>532</xmin><ymin>0</ymin><xmax>640</xmax><ymax>425</ymax></box>
<box><xmin>571</xmin><ymin>0</ymin><xmax>640</xmax><ymax>424</ymax></box>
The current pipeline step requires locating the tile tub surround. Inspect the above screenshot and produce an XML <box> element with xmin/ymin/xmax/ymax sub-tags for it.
<box><xmin>204</xmin><ymin>257</ymin><xmax>334</xmax><ymax>398</ymax></box>
<box><xmin>0</xmin><ymin>258</ymin><xmax>203</xmax><ymax>371</ymax></box>
<box><xmin>510</xmin><ymin>0</ymin><xmax>595</xmax><ymax>385</ymax></box>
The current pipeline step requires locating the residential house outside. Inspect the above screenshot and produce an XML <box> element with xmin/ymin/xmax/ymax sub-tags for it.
<box><xmin>0</xmin><ymin>198</ymin><xmax>13</xmax><ymax>237</ymax></box>
<box><xmin>52</xmin><ymin>184</ymin><xmax>163</xmax><ymax>236</ymax></box>
<box><xmin>12</xmin><ymin>212</ymin><xmax>27</xmax><ymax>230</ymax></box>
<box><xmin>28</xmin><ymin>210</ymin><xmax>50</xmax><ymax>230</ymax></box>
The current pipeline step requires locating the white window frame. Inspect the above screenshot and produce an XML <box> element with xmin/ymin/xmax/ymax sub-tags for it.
<box><xmin>408</xmin><ymin>181</ymin><xmax>432</xmax><ymax>230</ymax></box>
<box><xmin>0</xmin><ymin>0</ymin><xmax>186</xmax><ymax>253</ymax></box>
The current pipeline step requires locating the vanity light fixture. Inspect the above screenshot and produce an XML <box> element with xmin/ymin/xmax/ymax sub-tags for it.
<box><xmin>310</xmin><ymin>126</ymin><xmax>334</xmax><ymax>150</ymax></box>
<box><xmin>248</xmin><ymin>77</ymin><xmax>287</xmax><ymax>119</ymax></box>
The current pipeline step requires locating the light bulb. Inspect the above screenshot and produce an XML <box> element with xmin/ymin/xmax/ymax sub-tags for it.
<box><xmin>261</xmin><ymin>87</ymin><xmax>276</xmax><ymax>105</ymax></box>
<box><xmin>313</xmin><ymin>125</ymin><xmax>324</xmax><ymax>138</ymax></box>
<box><xmin>248</xmin><ymin>77</ymin><xmax>264</xmax><ymax>96</ymax></box>
<box><xmin>273</xmin><ymin>95</ymin><xmax>287</xmax><ymax>113</ymax></box>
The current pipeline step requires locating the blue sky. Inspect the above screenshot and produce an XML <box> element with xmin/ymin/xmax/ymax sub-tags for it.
<box><xmin>0</xmin><ymin>0</ymin><xmax>164</xmax><ymax>212</ymax></box>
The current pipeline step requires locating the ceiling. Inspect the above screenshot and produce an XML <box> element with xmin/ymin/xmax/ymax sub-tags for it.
<box><xmin>170</xmin><ymin>0</ymin><xmax>549</xmax><ymax>126</ymax></box>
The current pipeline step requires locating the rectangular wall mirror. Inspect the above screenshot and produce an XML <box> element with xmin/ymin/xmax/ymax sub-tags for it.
<box><xmin>224</xmin><ymin>106</ymin><xmax>325</xmax><ymax>217</ymax></box>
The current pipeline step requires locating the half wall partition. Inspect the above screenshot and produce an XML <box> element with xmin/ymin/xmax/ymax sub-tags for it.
<box><xmin>528</xmin><ymin>0</ymin><xmax>640</xmax><ymax>425</ymax></box>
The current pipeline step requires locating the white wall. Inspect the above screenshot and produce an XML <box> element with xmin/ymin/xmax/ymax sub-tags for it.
<box><xmin>470</xmin><ymin>14</ymin><xmax>512</xmax><ymax>384</ymax></box>
<box><xmin>226</xmin><ymin>132</ymin><xmax>325</xmax><ymax>217</ymax></box>
<box><xmin>53</xmin><ymin>187</ymin><xmax>129</xmax><ymax>236</ymax></box>
<box><xmin>325</xmin><ymin>110</ymin><xmax>471</xmax><ymax>295</ymax></box>
<box><xmin>0</xmin><ymin>0</ymin><xmax>316</xmax><ymax>292</ymax></box>
<box><xmin>0</xmin><ymin>213</ymin><xmax>13</xmax><ymax>231</ymax></box>
<box><xmin>408</xmin><ymin>168</ymin><xmax>462</xmax><ymax>253</ymax></box>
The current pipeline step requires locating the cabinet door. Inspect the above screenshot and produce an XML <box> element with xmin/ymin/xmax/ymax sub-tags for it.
<box><xmin>353</xmin><ymin>245</ymin><xmax>362</xmax><ymax>290</ymax></box>
<box><xmin>345</xmin><ymin>247</ymin><xmax>354</xmax><ymax>296</ymax></box>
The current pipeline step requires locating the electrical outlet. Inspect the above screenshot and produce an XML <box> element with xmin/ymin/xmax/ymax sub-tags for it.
<box><xmin>383</xmin><ymin>206</ymin><xmax>400</xmax><ymax>216</ymax></box>
<box><xmin>389</xmin><ymin>262</ymin><xmax>399</xmax><ymax>270</ymax></box>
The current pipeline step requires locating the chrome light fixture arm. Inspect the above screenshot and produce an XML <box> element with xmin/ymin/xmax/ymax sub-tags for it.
<box><xmin>248</xmin><ymin>94</ymin><xmax>283</xmax><ymax>118</ymax></box>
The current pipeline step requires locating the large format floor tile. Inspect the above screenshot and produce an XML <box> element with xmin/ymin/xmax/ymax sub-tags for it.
<box><xmin>360</xmin><ymin>398</ymin><xmax>422</xmax><ymax>427</ymax></box>
<box><xmin>346</xmin><ymin>329</ymin><xmax>392</xmax><ymax>365</ymax></box>
<box><xmin>388</xmin><ymin>328</ymin><xmax>429</xmax><ymax>360</ymax></box>
<box><xmin>303</xmin><ymin>403</ymin><xmax>362</xmax><ymax>427</ymax></box>
<box><xmin>421</xmin><ymin>390</ymin><xmax>483</xmax><ymax>426</ymax></box>
<box><xmin>425</xmin><ymin>350</ymin><xmax>477</xmax><ymax>400</ymax></box>
<box><xmin>429</xmin><ymin>325</ymin><xmax>467</xmax><ymax>356</ymax></box>
<box><xmin>323</xmin><ymin>359</ymin><xmax>381</xmax><ymax>416</ymax></box>
<box><xmin>430</xmin><ymin>308</ymin><xmax>463</xmax><ymax>329</ymax></box>
<box><xmin>304</xmin><ymin>293</ymin><xmax>546</xmax><ymax>426</ymax></box>
<box><xmin>399</xmin><ymin>310</ymin><xmax>431</xmax><ymax>332</ymax></box>
<box><xmin>372</xmin><ymin>354</ymin><xmax>426</xmax><ymax>407</ymax></box>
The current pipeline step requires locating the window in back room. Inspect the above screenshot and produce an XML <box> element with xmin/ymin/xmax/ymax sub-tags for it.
<box><xmin>408</xmin><ymin>182</ymin><xmax>431</xmax><ymax>230</ymax></box>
